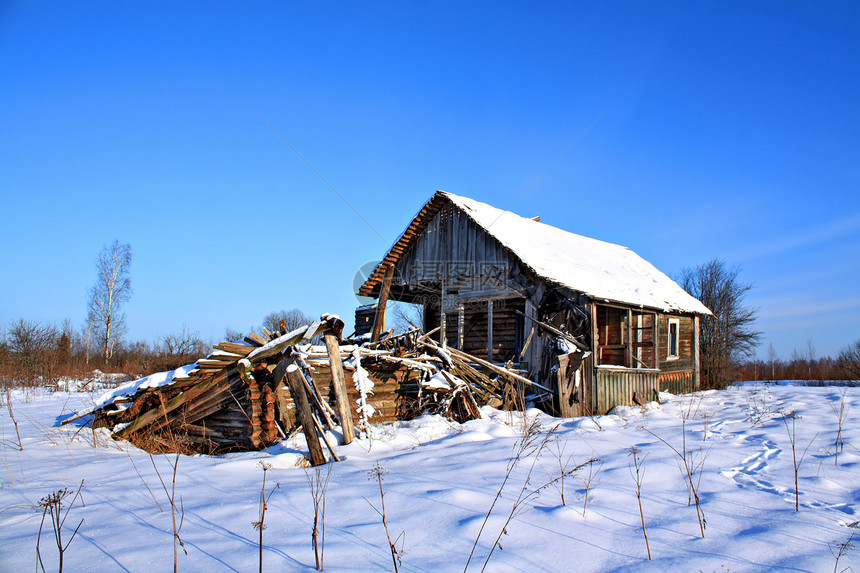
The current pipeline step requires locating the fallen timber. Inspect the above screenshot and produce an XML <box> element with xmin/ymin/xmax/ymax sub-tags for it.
<box><xmin>67</xmin><ymin>315</ymin><xmax>548</xmax><ymax>464</ymax></box>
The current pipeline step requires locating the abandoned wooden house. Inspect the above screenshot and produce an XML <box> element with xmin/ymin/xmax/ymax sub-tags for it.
<box><xmin>358</xmin><ymin>191</ymin><xmax>712</xmax><ymax>416</ymax></box>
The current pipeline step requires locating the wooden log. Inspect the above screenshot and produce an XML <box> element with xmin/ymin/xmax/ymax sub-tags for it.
<box><xmin>324</xmin><ymin>333</ymin><xmax>355</xmax><ymax>444</ymax></box>
<box><xmin>271</xmin><ymin>355</ymin><xmax>297</xmax><ymax>432</ymax></box>
<box><xmin>426</xmin><ymin>338</ymin><xmax>552</xmax><ymax>393</ymax></box>
<box><xmin>213</xmin><ymin>342</ymin><xmax>255</xmax><ymax>356</ymax></box>
<box><xmin>303</xmin><ymin>321</ymin><xmax>322</xmax><ymax>341</ymax></box>
<box><xmin>371</xmin><ymin>265</ymin><xmax>395</xmax><ymax>342</ymax></box>
<box><xmin>287</xmin><ymin>365</ymin><xmax>327</xmax><ymax>466</ymax></box>
<box><xmin>245</xmin><ymin>316</ymin><xmax>340</xmax><ymax>362</ymax></box>
<box><xmin>244</xmin><ymin>334</ymin><xmax>265</xmax><ymax>347</ymax></box>
<box><xmin>115</xmin><ymin>368</ymin><xmax>233</xmax><ymax>439</ymax></box>
<box><xmin>197</xmin><ymin>359</ymin><xmax>235</xmax><ymax>368</ymax></box>
<box><xmin>310</xmin><ymin>410</ymin><xmax>341</xmax><ymax>462</ymax></box>
<box><xmin>487</xmin><ymin>300</ymin><xmax>494</xmax><ymax>363</ymax></box>
<box><xmin>301</xmin><ymin>372</ymin><xmax>335</xmax><ymax>430</ymax></box>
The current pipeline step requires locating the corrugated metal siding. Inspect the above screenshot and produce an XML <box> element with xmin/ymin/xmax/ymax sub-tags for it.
<box><xmin>596</xmin><ymin>367</ymin><xmax>660</xmax><ymax>414</ymax></box>
<box><xmin>658</xmin><ymin>371</ymin><xmax>696</xmax><ymax>395</ymax></box>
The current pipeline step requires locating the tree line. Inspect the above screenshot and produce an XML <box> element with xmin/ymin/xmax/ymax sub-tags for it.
<box><xmin>1</xmin><ymin>239</ymin><xmax>316</xmax><ymax>385</ymax></box>
<box><xmin>0</xmin><ymin>308</ymin><xmax>316</xmax><ymax>386</ymax></box>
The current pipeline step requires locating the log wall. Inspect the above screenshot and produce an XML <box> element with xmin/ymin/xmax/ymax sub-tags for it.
<box><xmin>657</xmin><ymin>314</ymin><xmax>694</xmax><ymax>373</ymax></box>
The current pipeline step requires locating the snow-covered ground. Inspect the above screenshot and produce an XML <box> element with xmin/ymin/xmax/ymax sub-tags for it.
<box><xmin>1</xmin><ymin>383</ymin><xmax>858</xmax><ymax>572</ymax></box>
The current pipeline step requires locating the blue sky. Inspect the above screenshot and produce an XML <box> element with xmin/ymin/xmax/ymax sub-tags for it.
<box><xmin>1</xmin><ymin>1</ymin><xmax>858</xmax><ymax>359</ymax></box>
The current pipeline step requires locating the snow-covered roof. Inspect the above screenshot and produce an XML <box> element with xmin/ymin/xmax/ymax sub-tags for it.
<box><xmin>360</xmin><ymin>191</ymin><xmax>711</xmax><ymax>315</ymax></box>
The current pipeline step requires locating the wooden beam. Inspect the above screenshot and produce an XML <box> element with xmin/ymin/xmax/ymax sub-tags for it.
<box><xmin>301</xmin><ymin>372</ymin><xmax>335</xmax><ymax>430</ymax></box>
<box><xmin>457</xmin><ymin>303</ymin><xmax>464</xmax><ymax>350</ymax></box>
<box><xmin>589</xmin><ymin>301</ymin><xmax>599</xmax><ymax>414</ymax></box>
<box><xmin>652</xmin><ymin>313</ymin><xmax>658</xmax><ymax>369</ymax></box>
<box><xmin>287</xmin><ymin>365</ymin><xmax>327</xmax><ymax>466</ymax></box>
<box><xmin>626</xmin><ymin>308</ymin><xmax>633</xmax><ymax>368</ymax></box>
<box><xmin>371</xmin><ymin>265</ymin><xmax>395</xmax><ymax>342</ymax></box>
<box><xmin>324</xmin><ymin>333</ymin><xmax>355</xmax><ymax>444</ymax></box>
<box><xmin>513</xmin><ymin>309</ymin><xmax>588</xmax><ymax>351</ymax></box>
<box><xmin>440</xmin><ymin>283</ymin><xmax>447</xmax><ymax>346</ymax></box>
<box><xmin>487</xmin><ymin>299</ymin><xmax>494</xmax><ymax>363</ymax></box>
<box><xmin>519</xmin><ymin>325</ymin><xmax>535</xmax><ymax>361</ymax></box>
<box><xmin>245</xmin><ymin>316</ymin><xmax>340</xmax><ymax>362</ymax></box>
<box><xmin>245</xmin><ymin>332</ymin><xmax>267</xmax><ymax>347</ymax></box>
<box><xmin>213</xmin><ymin>342</ymin><xmax>254</xmax><ymax>356</ymax></box>
<box><xmin>115</xmin><ymin>368</ymin><xmax>232</xmax><ymax>439</ymax></box>
<box><xmin>693</xmin><ymin>315</ymin><xmax>701</xmax><ymax>389</ymax></box>
<box><xmin>423</xmin><ymin>337</ymin><xmax>551</xmax><ymax>393</ymax></box>
<box><xmin>271</xmin><ymin>355</ymin><xmax>297</xmax><ymax>432</ymax></box>
<box><xmin>310</xmin><ymin>410</ymin><xmax>341</xmax><ymax>462</ymax></box>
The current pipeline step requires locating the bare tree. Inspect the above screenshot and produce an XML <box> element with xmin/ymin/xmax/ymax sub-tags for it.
<box><xmin>680</xmin><ymin>259</ymin><xmax>761</xmax><ymax>388</ymax></box>
<box><xmin>224</xmin><ymin>328</ymin><xmax>246</xmax><ymax>343</ymax></box>
<box><xmin>261</xmin><ymin>309</ymin><xmax>312</xmax><ymax>335</ymax></box>
<box><xmin>836</xmin><ymin>339</ymin><xmax>860</xmax><ymax>380</ymax></box>
<box><xmin>767</xmin><ymin>343</ymin><xmax>778</xmax><ymax>381</ymax></box>
<box><xmin>805</xmin><ymin>339</ymin><xmax>816</xmax><ymax>381</ymax></box>
<box><xmin>7</xmin><ymin>319</ymin><xmax>58</xmax><ymax>382</ymax></box>
<box><xmin>87</xmin><ymin>240</ymin><xmax>132</xmax><ymax>364</ymax></box>
<box><xmin>389</xmin><ymin>302</ymin><xmax>423</xmax><ymax>334</ymax></box>
<box><xmin>159</xmin><ymin>326</ymin><xmax>207</xmax><ymax>359</ymax></box>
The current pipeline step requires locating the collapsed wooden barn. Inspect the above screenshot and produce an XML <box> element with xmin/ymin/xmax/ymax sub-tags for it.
<box><xmin>69</xmin><ymin>314</ymin><xmax>535</xmax><ymax>459</ymax></box>
<box><xmin>358</xmin><ymin>191</ymin><xmax>712</xmax><ymax>417</ymax></box>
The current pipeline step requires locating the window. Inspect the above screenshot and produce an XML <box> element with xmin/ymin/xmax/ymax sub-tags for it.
<box><xmin>667</xmin><ymin>318</ymin><xmax>679</xmax><ymax>360</ymax></box>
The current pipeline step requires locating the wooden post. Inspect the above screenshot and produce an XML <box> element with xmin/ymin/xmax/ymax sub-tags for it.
<box><xmin>271</xmin><ymin>356</ymin><xmax>297</xmax><ymax>433</ymax></box>
<box><xmin>371</xmin><ymin>265</ymin><xmax>395</xmax><ymax>342</ymax></box>
<box><xmin>692</xmin><ymin>315</ymin><xmax>701</xmax><ymax>389</ymax></box>
<box><xmin>287</xmin><ymin>365</ymin><xmax>326</xmax><ymax>466</ymax></box>
<box><xmin>626</xmin><ymin>309</ymin><xmax>633</xmax><ymax>368</ymax></box>
<box><xmin>652</xmin><ymin>313</ymin><xmax>658</xmax><ymax>369</ymax></box>
<box><xmin>324</xmin><ymin>333</ymin><xmax>355</xmax><ymax>444</ymax></box>
<box><xmin>590</xmin><ymin>302</ymin><xmax>599</xmax><ymax>415</ymax></box>
<box><xmin>487</xmin><ymin>299</ymin><xmax>494</xmax><ymax>363</ymax></box>
<box><xmin>440</xmin><ymin>283</ymin><xmax>447</xmax><ymax>346</ymax></box>
<box><xmin>457</xmin><ymin>303</ymin><xmax>464</xmax><ymax>350</ymax></box>
<box><xmin>523</xmin><ymin>299</ymin><xmax>537</xmax><ymax>371</ymax></box>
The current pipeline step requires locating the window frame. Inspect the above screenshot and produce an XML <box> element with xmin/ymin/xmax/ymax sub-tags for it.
<box><xmin>667</xmin><ymin>318</ymin><xmax>680</xmax><ymax>360</ymax></box>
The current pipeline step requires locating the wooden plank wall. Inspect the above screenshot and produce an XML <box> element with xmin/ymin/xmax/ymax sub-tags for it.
<box><xmin>443</xmin><ymin>299</ymin><xmax>524</xmax><ymax>363</ymax></box>
<box><xmin>394</xmin><ymin>204</ymin><xmax>518</xmax><ymax>287</ymax></box>
<box><xmin>304</xmin><ymin>361</ymin><xmax>423</xmax><ymax>423</ymax></box>
<box><xmin>657</xmin><ymin>314</ymin><xmax>694</xmax><ymax>373</ymax></box>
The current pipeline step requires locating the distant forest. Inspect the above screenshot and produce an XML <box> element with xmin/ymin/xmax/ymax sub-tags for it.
<box><xmin>1</xmin><ymin>313</ymin><xmax>858</xmax><ymax>387</ymax></box>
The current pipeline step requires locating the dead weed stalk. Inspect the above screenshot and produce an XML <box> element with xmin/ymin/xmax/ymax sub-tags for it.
<box><xmin>36</xmin><ymin>480</ymin><xmax>85</xmax><ymax>573</ymax></box>
<box><xmin>150</xmin><ymin>453</ymin><xmax>186</xmax><ymax>572</ymax></box>
<box><xmin>628</xmin><ymin>447</ymin><xmax>651</xmax><ymax>560</ymax></box>
<box><xmin>253</xmin><ymin>461</ymin><xmax>280</xmax><ymax>573</ymax></box>
<box><xmin>305</xmin><ymin>464</ymin><xmax>332</xmax><ymax>571</ymax></box>
<box><xmin>366</xmin><ymin>462</ymin><xmax>403</xmax><ymax>573</ymax></box>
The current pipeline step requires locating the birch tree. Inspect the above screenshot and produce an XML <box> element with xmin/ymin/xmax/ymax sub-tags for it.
<box><xmin>87</xmin><ymin>240</ymin><xmax>132</xmax><ymax>363</ymax></box>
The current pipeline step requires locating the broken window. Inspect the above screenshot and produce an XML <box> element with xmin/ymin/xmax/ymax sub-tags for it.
<box><xmin>595</xmin><ymin>304</ymin><xmax>657</xmax><ymax>368</ymax></box>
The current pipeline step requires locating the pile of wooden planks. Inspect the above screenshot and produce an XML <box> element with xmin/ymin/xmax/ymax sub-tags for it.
<box><xmin>70</xmin><ymin>315</ymin><xmax>548</xmax><ymax>464</ymax></box>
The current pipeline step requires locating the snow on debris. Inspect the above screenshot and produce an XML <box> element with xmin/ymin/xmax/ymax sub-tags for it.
<box><xmin>440</xmin><ymin>191</ymin><xmax>712</xmax><ymax>315</ymax></box>
<box><xmin>90</xmin><ymin>362</ymin><xmax>198</xmax><ymax>411</ymax></box>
